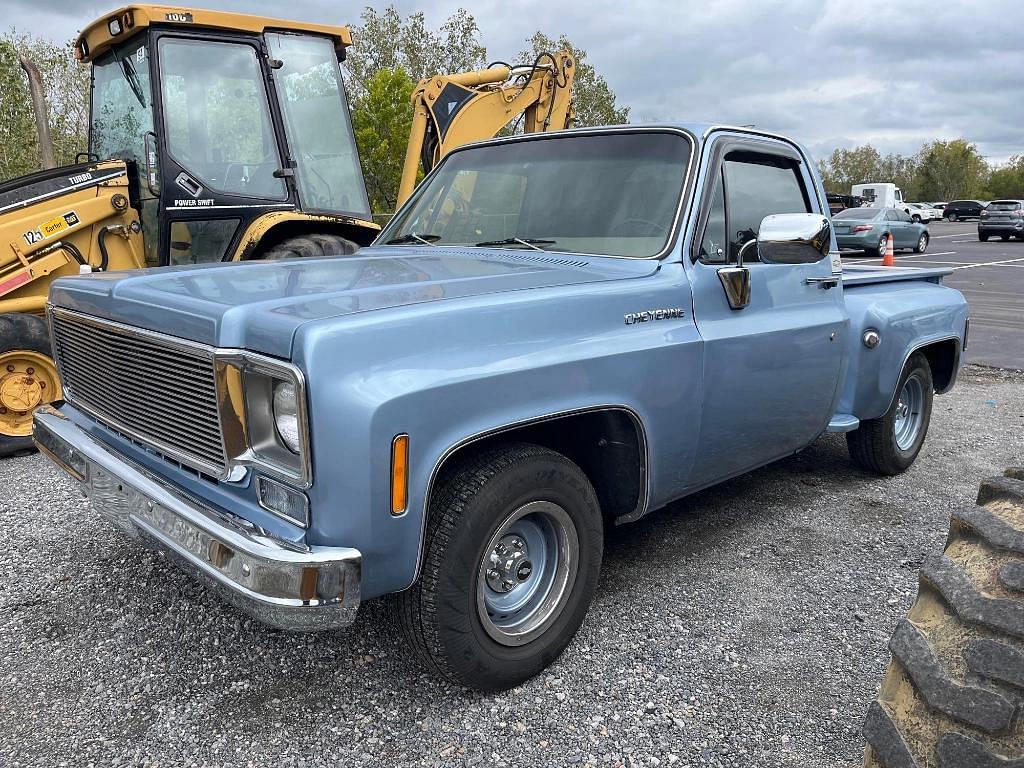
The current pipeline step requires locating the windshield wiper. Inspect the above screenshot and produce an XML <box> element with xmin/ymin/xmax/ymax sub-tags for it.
<box><xmin>117</xmin><ymin>53</ymin><xmax>147</xmax><ymax>108</ymax></box>
<box><xmin>385</xmin><ymin>233</ymin><xmax>441</xmax><ymax>246</ymax></box>
<box><xmin>474</xmin><ymin>237</ymin><xmax>556</xmax><ymax>251</ymax></box>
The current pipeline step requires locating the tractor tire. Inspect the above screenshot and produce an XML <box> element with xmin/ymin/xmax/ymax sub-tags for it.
<box><xmin>394</xmin><ymin>442</ymin><xmax>603</xmax><ymax>691</ymax></box>
<box><xmin>864</xmin><ymin>469</ymin><xmax>1024</xmax><ymax>768</ymax></box>
<box><xmin>847</xmin><ymin>352</ymin><xmax>933</xmax><ymax>476</ymax></box>
<box><xmin>0</xmin><ymin>313</ymin><xmax>61</xmax><ymax>458</ymax></box>
<box><xmin>259</xmin><ymin>234</ymin><xmax>359</xmax><ymax>261</ymax></box>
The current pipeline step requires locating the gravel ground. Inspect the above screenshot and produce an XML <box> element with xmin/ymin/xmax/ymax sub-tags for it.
<box><xmin>1</xmin><ymin>365</ymin><xmax>1022</xmax><ymax>768</ymax></box>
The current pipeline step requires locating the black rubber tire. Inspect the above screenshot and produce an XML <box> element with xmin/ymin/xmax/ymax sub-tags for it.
<box><xmin>872</xmin><ymin>234</ymin><xmax>889</xmax><ymax>258</ymax></box>
<box><xmin>914</xmin><ymin>233</ymin><xmax>929</xmax><ymax>254</ymax></box>
<box><xmin>0</xmin><ymin>313</ymin><xmax>53</xmax><ymax>458</ymax></box>
<box><xmin>979</xmin><ymin>233</ymin><xmax>990</xmax><ymax>242</ymax></box>
<box><xmin>912</xmin><ymin>215</ymin><xmax>922</xmax><ymax>223</ymax></box>
<box><xmin>864</xmin><ymin>469</ymin><xmax>1024</xmax><ymax>768</ymax></box>
<box><xmin>948</xmin><ymin>212</ymin><xmax>958</xmax><ymax>222</ymax></box>
<box><xmin>394</xmin><ymin>442</ymin><xmax>603</xmax><ymax>691</ymax></box>
<box><xmin>1001</xmin><ymin>235</ymin><xmax>1011</xmax><ymax>242</ymax></box>
<box><xmin>258</xmin><ymin>234</ymin><xmax>359</xmax><ymax>261</ymax></box>
<box><xmin>847</xmin><ymin>352</ymin><xmax>934</xmax><ymax>475</ymax></box>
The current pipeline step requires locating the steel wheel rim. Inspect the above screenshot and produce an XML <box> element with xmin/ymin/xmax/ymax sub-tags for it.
<box><xmin>476</xmin><ymin>500</ymin><xmax>579</xmax><ymax>647</ymax></box>
<box><xmin>0</xmin><ymin>351</ymin><xmax>61</xmax><ymax>438</ymax></box>
<box><xmin>894</xmin><ymin>374</ymin><xmax>925</xmax><ymax>450</ymax></box>
<box><xmin>918</xmin><ymin>235</ymin><xmax>927</xmax><ymax>251</ymax></box>
<box><xmin>880</xmin><ymin>236</ymin><xmax>888</xmax><ymax>253</ymax></box>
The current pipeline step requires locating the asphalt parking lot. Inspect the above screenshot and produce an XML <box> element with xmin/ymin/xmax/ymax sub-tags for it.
<box><xmin>841</xmin><ymin>219</ymin><xmax>1024</xmax><ymax>370</ymax></box>
<box><xmin>2</xmin><ymin>365</ymin><xmax>1022</xmax><ymax>768</ymax></box>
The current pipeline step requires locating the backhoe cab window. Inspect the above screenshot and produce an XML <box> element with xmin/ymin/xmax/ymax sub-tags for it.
<box><xmin>266</xmin><ymin>33</ymin><xmax>371</xmax><ymax>218</ymax></box>
<box><xmin>382</xmin><ymin>133</ymin><xmax>691</xmax><ymax>258</ymax></box>
<box><xmin>90</xmin><ymin>37</ymin><xmax>154</xmax><ymax>171</ymax></box>
<box><xmin>158</xmin><ymin>38</ymin><xmax>286</xmax><ymax>200</ymax></box>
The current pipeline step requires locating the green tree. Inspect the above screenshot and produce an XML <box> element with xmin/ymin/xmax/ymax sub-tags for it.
<box><xmin>916</xmin><ymin>139</ymin><xmax>990</xmax><ymax>201</ymax></box>
<box><xmin>519</xmin><ymin>32</ymin><xmax>628</xmax><ymax>127</ymax></box>
<box><xmin>988</xmin><ymin>155</ymin><xmax>1024</xmax><ymax>200</ymax></box>
<box><xmin>817</xmin><ymin>145</ymin><xmax>883</xmax><ymax>192</ymax></box>
<box><xmin>0</xmin><ymin>31</ymin><xmax>88</xmax><ymax>181</ymax></box>
<box><xmin>344</xmin><ymin>6</ymin><xmax>487</xmax><ymax>100</ymax></box>
<box><xmin>351</xmin><ymin>67</ymin><xmax>416</xmax><ymax>212</ymax></box>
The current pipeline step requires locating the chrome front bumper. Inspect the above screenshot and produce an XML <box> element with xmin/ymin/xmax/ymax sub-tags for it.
<box><xmin>33</xmin><ymin>406</ymin><xmax>360</xmax><ymax>631</ymax></box>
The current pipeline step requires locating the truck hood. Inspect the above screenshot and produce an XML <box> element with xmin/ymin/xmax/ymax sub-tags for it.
<box><xmin>48</xmin><ymin>246</ymin><xmax>656</xmax><ymax>358</ymax></box>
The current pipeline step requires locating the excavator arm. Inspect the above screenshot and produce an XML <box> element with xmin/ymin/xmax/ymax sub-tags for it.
<box><xmin>396</xmin><ymin>51</ymin><xmax>576</xmax><ymax>208</ymax></box>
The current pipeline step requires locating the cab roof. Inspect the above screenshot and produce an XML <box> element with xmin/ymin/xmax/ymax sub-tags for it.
<box><xmin>75</xmin><ymin>5</ymin><xmax>352</xmax><ymax>62</ymax></box>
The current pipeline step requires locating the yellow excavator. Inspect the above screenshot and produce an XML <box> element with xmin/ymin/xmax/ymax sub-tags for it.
<box><xmin>0</xmin><ymin>5</ymin><xmax>576</xmax><ymax>456</ymax></box>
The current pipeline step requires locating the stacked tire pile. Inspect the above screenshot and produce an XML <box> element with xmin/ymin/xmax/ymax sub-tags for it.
<box><xmin>865</xmin><ymin>468</ymin><xmax>1024</xmax><ymax>767</ymax></box>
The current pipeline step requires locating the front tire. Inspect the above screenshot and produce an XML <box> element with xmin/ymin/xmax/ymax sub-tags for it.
<box><xmin>847</xmin><ymin>352</ymin><xmax>933</xmax><ymax>475</ymax></box>
<box><xmin>1000</xmin><ymin>234</ymin><xmax>1010</xmax><ymax>241</ymax></box>
<box><xmin>258</xmin><ymin>233</ymin><xmax>359</xmax><ymax>260</ymax></box>
<box><xmin>913</xmin><ymin>233</ymin><xmax>929</xmax><ymax>253</ymax></box>
<box><xmin>979</xmin><ymin>232</ymin><xmax>989</xmax><ymax>242</ymax></box>
<box><xmin>0</xmin><ymin>314</ymin><xmax>62</xmax><ymax>458</ymax></box>
<box><xmin>395</xmin><ymin>443</ymin><xmax>603</xmax><ymax>691</ymax></box>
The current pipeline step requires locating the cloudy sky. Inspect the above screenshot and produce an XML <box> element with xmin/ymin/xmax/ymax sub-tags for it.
<box><xmin>11</xmin><ymin>0</ymin><xmax>1023</xmax><ymax>163</ymax></box>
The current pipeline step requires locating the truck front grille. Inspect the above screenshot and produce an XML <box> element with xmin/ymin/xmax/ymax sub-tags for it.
<box><xmin>50</xmin><ymin>308</ymin><xmax>227</xmax><ymax>476</ymax></box>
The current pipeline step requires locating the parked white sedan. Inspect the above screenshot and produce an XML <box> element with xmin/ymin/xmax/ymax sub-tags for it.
<box><xmin>903</xmin><ymin>202</ymin><xmax>941</xmax><ymax>223</ymax></box>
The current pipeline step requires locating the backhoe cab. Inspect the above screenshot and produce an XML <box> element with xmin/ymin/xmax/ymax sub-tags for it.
<box><xmin>0</xmin><ymin>5</ymin><xmax>377</xmax><ymax>456</ymax></box>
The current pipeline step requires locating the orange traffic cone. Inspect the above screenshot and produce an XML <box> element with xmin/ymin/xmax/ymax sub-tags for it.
<box><xmin>882</xmin><ymin>233</ymin><xmax>895</xmax><ymax>267</ymax></box>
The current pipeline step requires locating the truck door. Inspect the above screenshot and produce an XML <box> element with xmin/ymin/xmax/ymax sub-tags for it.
<box><xmin>685</xmin><ymin>136</ymin><xmax>847</xmax><ymax>486</ymax></box>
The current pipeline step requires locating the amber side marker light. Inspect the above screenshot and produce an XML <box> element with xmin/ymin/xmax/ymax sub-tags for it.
<box><xmin>391</xmin><ymin>434</ymin><xmax>409</xmax><ymax>515</ymax></box>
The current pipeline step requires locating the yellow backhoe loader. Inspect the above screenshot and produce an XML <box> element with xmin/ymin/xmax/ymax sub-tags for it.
<box><xmin>0</xmin><ymin>5</ymin><xmax>576</xmax><ymax>456</ymax></box>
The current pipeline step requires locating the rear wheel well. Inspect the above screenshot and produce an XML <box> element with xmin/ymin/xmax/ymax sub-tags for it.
<box><xmin>918</xmin><ymin>339</ymin><xmax>960</xmax><ymax>393</ymax></box>
<box><xmin>431</xmin><ymin>409</ymin><xmax>647</xmax><ymax>523</ymax></box>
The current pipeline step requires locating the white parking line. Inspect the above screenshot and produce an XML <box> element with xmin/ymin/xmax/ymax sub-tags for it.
<box><xmin>951</xmin><ymin>257</ymin><xmax>1024</xmax><ymax>270</ymax></box>
<box><xmin>846</xmin><ymin>251</ymin><xmax>958</xmax><ymax>263</ymax></box>
<box><xmin>931</xmin><ymin>232</ymin><xmax>974</xmax><ymax>238</ymax></box>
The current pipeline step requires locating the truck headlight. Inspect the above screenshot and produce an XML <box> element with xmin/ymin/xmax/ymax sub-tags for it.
<box><xmin>272</xmin><ymin>381</ymin><xmax>301</xmax><ymax>453</ymax></box>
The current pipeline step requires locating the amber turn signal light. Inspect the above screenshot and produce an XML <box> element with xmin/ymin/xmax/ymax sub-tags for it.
<box><xmin>391</xmin><ymin>434</ymin><xmax>409</xmax><ymax>515</ymax></box>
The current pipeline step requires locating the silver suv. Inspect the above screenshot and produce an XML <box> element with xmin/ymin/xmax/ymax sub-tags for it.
<box><xmin>978</xmin><ymin>200</ymin><xmax>1024</xmax><ymax>241</ymax></box>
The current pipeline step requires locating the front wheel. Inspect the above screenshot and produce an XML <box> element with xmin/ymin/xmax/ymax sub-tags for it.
<box><xmin>395</xmin><ymin>443</ymin><xmax>603</xmax><ymax>691</ymax></box>
<box><xmin>914</xmin><ymin>233</ymin><xmax>929</xmax><ymax>253</ymax></box>
<box><xmin>847</xmin><ymin>352</ymin><xmax>933</xmax><ymax>475</ymax></box>
<box><xmin>979</xmin><ymin>232</ymin><xmax>989</xmax><ymax>242</ymax></box>
<box><xmin>0</xmin><ymin>314</ymin><xmax>62</xmax><ymax>458</ymax></box>
<box><xmin>1000</xmin><ymin>234</ymin><xmax>1010</xmax><ymax>241</ymax></box>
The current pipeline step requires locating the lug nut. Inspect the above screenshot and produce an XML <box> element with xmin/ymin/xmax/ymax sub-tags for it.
<box><xmin>502</xmin><ymin>579</ymin><xmax>515</xmax><ymax>590</ymax></box>
<box><xmin>513</xmin><ymin>539</ymin><xmax>524</xmax><ymax>550</ymax></box>
<box><xmin>5</xmin><ymin>365</ymin><xmax>13</xmax><ymax>373</ymax></box>
<box><xmin>26</xmin><ymin>367</ymin><xmax>34</xmax><ymax>375</ymax></box>
<box><xmin>39</xmin><ymin>382</ymin><xmax>45</xmax><ymax>389</ymax></box>
<box><xmin>487</xmin><ymin>568</ymin><xmax>500</xmax><ymax>580</ymax></box>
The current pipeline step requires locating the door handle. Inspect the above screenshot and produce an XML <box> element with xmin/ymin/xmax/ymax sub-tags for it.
<box><xmin>805</xmin><ymin>276</ymin><xmax>840</xmax><ymax>290</ymax></box>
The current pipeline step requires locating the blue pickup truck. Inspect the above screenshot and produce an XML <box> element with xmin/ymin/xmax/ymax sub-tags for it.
<box><xmin>33</xmin><ymin>124</ymin><xmax>969</xmax><ymax>690</ymax></box>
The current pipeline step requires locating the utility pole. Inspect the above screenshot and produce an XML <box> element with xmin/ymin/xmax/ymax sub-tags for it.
<box><xmin>18</xmin><ymin>55</ymin><xmax>56</xmax><ymax>170</ymax></box>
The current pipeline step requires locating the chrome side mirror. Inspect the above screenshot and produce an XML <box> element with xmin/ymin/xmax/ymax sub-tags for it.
<box><xmin>756</xmin><ymin>213</ymin><xmax>831</xmax><ymax>264</ymax></box>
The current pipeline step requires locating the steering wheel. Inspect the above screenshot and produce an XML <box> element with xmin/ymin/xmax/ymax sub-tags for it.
<box><xmin>619</xmin><ymin>217</ymin><xmax>669</xmax><ymax>235</ymax></box>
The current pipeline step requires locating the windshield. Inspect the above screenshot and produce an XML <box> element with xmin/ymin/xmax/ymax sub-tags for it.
<box><xmin>380</xmin><ymin>132</ymin><xmax>692</xmax><ymax>258</ymax></box>
<box><xmin>266</xmin><ymin>33</ymin><xmax>371</xmax><ymax>218</ymax></box>
<box><xmin>90</xmin><ymin>36</ymin><xmax>153</xmax><ymax>166</ymax></box>
<box><xmin>833</xmin><ymin>207</ymin><xmax>877</xmax><ymax>219</ymax></box>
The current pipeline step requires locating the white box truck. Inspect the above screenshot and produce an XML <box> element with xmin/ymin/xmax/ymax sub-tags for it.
<box><xmin>852</xmin><ymin>183</ymin><xmax>904</xmax><ymax>209</ymax></box>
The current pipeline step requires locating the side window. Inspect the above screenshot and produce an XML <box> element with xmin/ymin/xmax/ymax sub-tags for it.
<box><xmin>698</xmin><ymin>168</ymin><xmax>726</xmax><ymax>262</ymax></box>
<box><xmin>722</xmin><ymin>153</ymin><xmax>810</xmax><ymax>262</ymax></box>
<box><xmin>885</xmin><ymin>210</ymin><xmax>899</xmax><ymax>222</ymax></box>
<box><xmin>168</xmin><ymin>219</ymin><xmax>240</xmax><ymax>265</ymax></box>
<box><xmin>898</xmin><ymin>210</ymin><xmax>913</xmax><ymax>223</ymax></box>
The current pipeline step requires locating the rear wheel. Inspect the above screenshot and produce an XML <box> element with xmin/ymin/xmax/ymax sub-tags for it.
<box><xmin>847</xmin><ymin>352</ymin><xmax>933</xmax><ymax>475</ymax></box>
<box><xmin>394</xmin><ymin>443</ymin><xmax>603</xmax><ymax>691</ymax></box>
<box><xmin>1000</xmin><ymin>234</ymin><xmax>1011</xmax><ymax>241</ymax></box>
<box><xmin>872</xmin><ymin>234</ymin><xmax>889</xmax><ymax>257</ymax></box>
<box><xmin>948</xmin><ymin>212</ymin><xmax>959</xmax><ymax>222</ymax></box>
<box><xmin>863</xmin><ymin>469</ymin><xmax>1024</xmax><ymax>767</ymax></box>
<box><xmin>0</xmin><ymin>314</ymin><xmax>62</xmax><ymax>458</ymax></box>
<box><xmin>979</xmin><ymin>233</ymin><xmax>990</xmax><ymax>242</ymax></box>
<box><xmin>258</xmin><ymin>234</ymin><xmax>359</xmax><ymax>261</ymax></box>
<box><xmin>914</xmin><ymin>233</ymin><xmax>929</xmax><ymax>253</ymax></box>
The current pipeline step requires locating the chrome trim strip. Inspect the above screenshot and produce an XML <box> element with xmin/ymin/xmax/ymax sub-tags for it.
<box><xmin>377</xmin><ymin>126</ymin><xmax>698</xmax><ymax>263</ymax></box>
<box><xmin>412</xmin><ymin>405</ymin><xmax>650</xmax><ymax>585</ymax></box>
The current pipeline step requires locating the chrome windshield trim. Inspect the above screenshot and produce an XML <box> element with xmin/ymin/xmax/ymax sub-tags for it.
<box><xmin>377</xmin><ymin>126</ymin><xmax>699</xmax><ymax>262</ymax></box>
